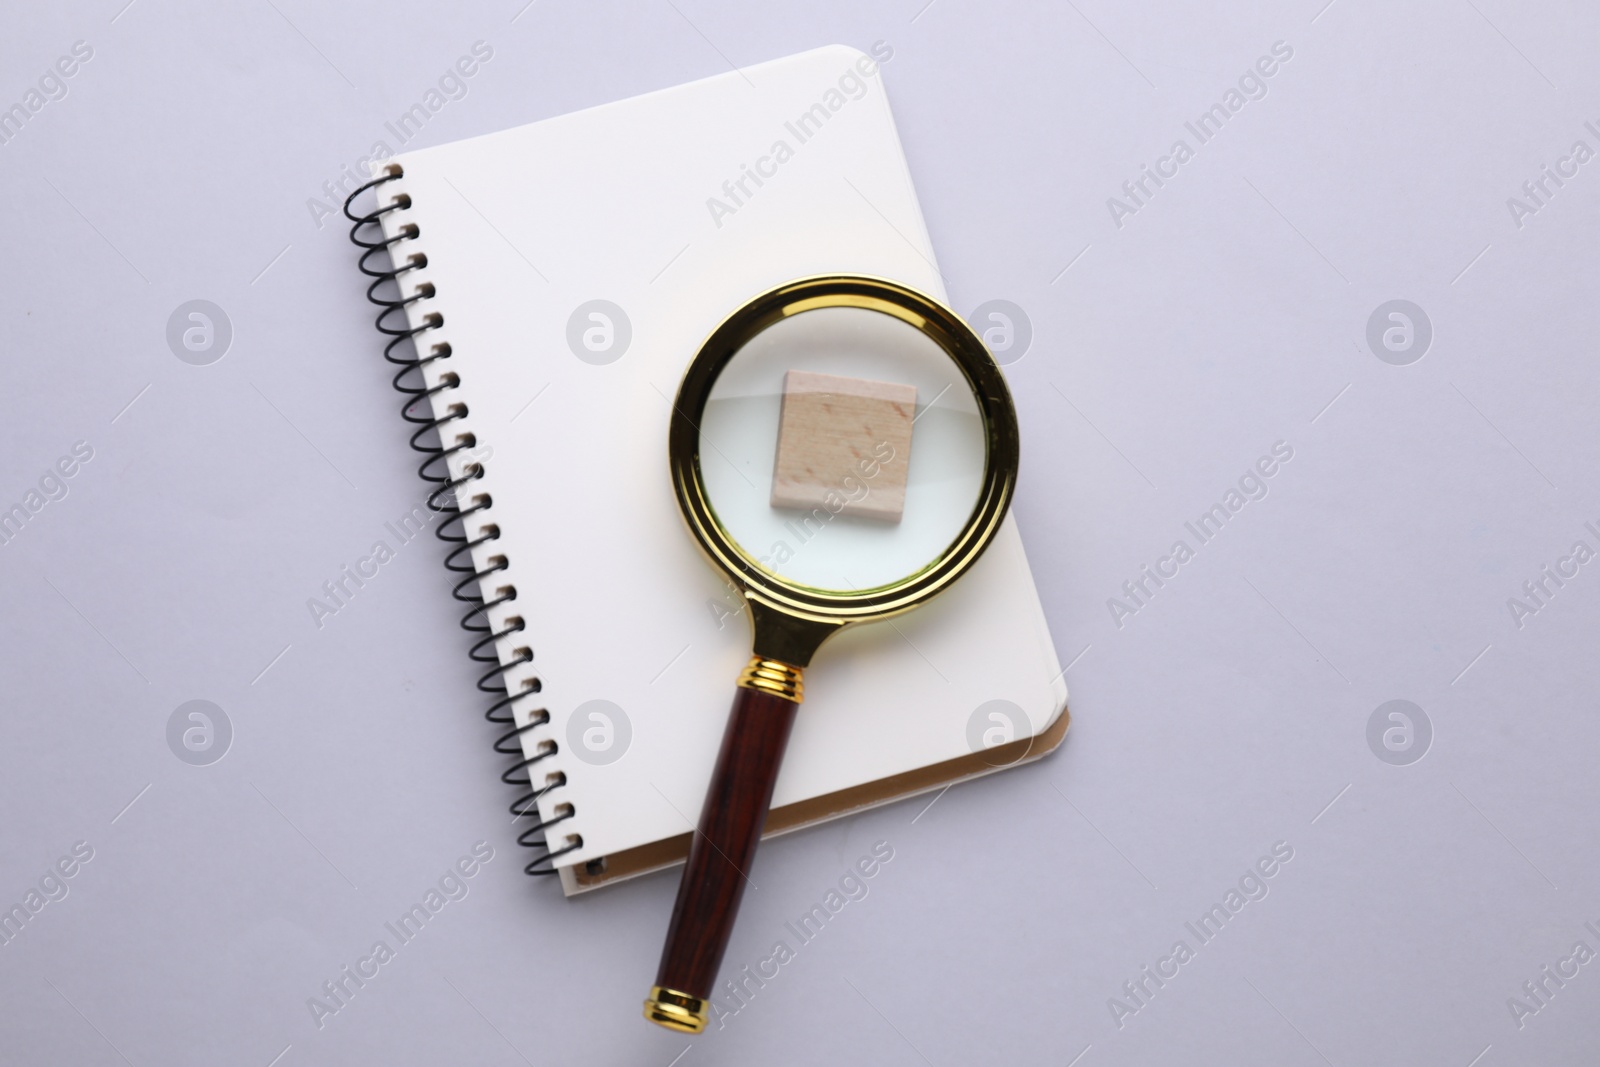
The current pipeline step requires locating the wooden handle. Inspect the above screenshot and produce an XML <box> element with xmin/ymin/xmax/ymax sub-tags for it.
<box><xmin>646</xmin><ymin>683</ymin><xmax>799</xmax><ymax>1031</ymax></box>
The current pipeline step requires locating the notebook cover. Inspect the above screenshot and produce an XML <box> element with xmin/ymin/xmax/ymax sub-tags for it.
<box><xmin>371</xmin><ymin>44</ymin><xmax>1069</xmax><ymax>893</ymax></box>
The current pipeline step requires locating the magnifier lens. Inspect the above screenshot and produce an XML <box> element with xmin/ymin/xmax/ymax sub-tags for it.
<box><xmin>698</xmin><ymin>305</ymin><xmax>987</xmax><ymax>594</ymax></box>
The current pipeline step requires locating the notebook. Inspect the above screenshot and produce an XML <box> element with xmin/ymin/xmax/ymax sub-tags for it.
<box><xmin>348</xmin><ymin>44</ymin><xmax>1070</xmax><ymax>894</ymax></box>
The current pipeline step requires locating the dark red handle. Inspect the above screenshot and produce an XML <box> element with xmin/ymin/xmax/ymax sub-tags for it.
<box><xmin>646</xmin><ymin>684</ymin><xmax>799</xmax><ymax>1031</ymax></box>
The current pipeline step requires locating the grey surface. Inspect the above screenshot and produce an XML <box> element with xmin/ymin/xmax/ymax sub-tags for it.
<box><xmin>2</xmin><ymin>1</ymin><xmax>1597</xmax><ymax>1065</ymax></box>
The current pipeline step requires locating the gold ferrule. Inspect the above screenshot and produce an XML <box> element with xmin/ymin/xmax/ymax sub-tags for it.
<box><xmin>644</xmin><ymin>986</ymin><xmax>708</xmax><ymax>1033</ymax></box>
<box><xmin>736</xmin><ymin>656</ymin><xmax>805</xmax><ymax>702</ymax></box>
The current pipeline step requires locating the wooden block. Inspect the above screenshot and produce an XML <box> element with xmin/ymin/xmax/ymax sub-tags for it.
<box><xmin>770</xmin><ymin>370</ymin><xmax>916</xmax><ymax>523</ymax></box>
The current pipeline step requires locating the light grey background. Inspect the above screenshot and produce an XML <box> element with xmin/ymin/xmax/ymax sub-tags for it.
<box><xmin>2</xmin><ymin>1</ymin><xmax>1597</xmax><ymax>1064</ymax></box>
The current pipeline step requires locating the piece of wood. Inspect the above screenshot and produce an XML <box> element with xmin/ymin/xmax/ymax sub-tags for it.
<box><xmin>770</xmin><ymin>370</ymin><xmax>916</xmax><ymax>523</ymax></box>
<box><xmin>654</xmin><ymin>685</ymin><xmax>800</xmax><ymax>1001</ymax></box>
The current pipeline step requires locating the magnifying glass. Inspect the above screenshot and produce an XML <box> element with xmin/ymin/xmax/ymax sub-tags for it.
<box><xmin>644</xmin><ymin>275</ymin><xmax>1019</xmax><ymax>1033</ymax></box>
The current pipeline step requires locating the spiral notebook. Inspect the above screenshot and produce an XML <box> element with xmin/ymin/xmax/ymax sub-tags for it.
<box><xmin>348</xmin><ymin>45</ymin><xmax>1069</xmax><ymax>894</ymax></box>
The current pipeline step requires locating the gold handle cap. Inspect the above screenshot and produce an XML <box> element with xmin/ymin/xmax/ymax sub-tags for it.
<box><xmin>644</xmin><ymin>986</ymin><xmax>708</xmax><ymax>1033</ymax></box>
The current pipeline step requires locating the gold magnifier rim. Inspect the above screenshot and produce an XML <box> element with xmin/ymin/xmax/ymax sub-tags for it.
<box><xmin>668</xmin><ymin>274</ymin><xmax>1020</xmax><ymax>628</ymax></box>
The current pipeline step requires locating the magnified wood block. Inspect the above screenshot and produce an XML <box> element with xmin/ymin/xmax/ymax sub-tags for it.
<box><xmin>770</xmin><ymin>370</ymin><xmax>916</xmax><ymax>523</ymax></box>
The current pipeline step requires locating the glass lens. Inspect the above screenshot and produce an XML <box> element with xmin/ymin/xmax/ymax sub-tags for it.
<box><xmin>697</xmin><ymin>305</ymin><xmax>987</xmax><ymax>593</ymax></box>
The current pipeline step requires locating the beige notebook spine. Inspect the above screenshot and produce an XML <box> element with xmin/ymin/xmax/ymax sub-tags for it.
<box><xmin>573</xmin><ymin>688</ymin><xmax>1070</xmax><ymax>891</ymax></box>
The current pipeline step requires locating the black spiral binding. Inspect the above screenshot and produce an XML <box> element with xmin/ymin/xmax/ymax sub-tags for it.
<box><xmin>343</xmin><ymin>165</ymin><xmax>581</xmax><ymax>875</ymax></box>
